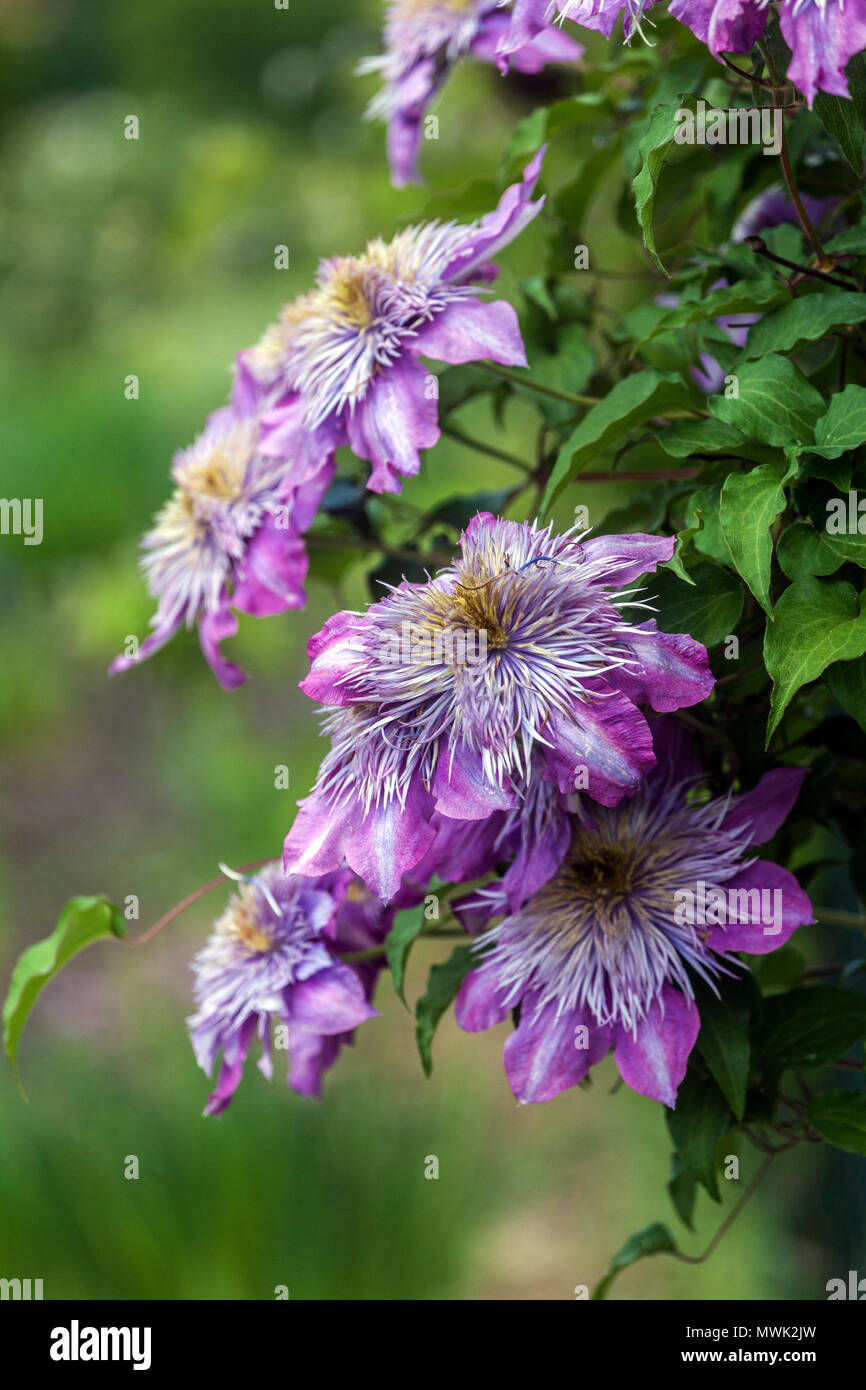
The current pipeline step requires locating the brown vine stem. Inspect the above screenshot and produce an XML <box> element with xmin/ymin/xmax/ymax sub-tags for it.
<box><xmin>669</xmin><ymin>1154</ymin><xmax>776</xmax><ymax>1265</ymax></box>
<box><xmin>126</xmin><ymin>859</ymin><xmax>276</xmax><ymax>947</ymax></box>
<box><xmin>759</xmin><ymin>38</ymin><xmax>830</xmax><ymax>268</ymax></box>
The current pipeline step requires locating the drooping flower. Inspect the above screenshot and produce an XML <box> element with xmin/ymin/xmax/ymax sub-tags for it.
<box><xmin>731</xmin><ymin>183</ymin><xmax>839</xmax><ymax>243</ymax></box>
<box><xmin>359</xmin><ymin>1</ymin><xmax>582</xmax><ymax>186</ymax></box>
<box><xmin>110</xmin><ymin>401</ymin><xmax>334</xmax><ymax>689</ymax></box>
<box><xmin>456</xmin><ymin>722</ymin><xmax>813</xmax><ymax>1106</ymax></box>
<box><xmin>668</xmin><ymin>0</ymin><xmax>866</xmax><ymax>107</ymax></box>
<box><xmin>499</xmin><ymin>0</ymin><xmax>657</xmax><ymax>70</ymax></box>
<box><xmin>188</xmin><ymin>863</ymin><xmax>389</xmax><ymax>1114</ymax></box>
<box><xmin>283</xmin><ymin>514</ymin><xmax>715</xmax><ymax>902</ymax></box>
<box><xmin>240</xmin><ymin>151</ymin><xmax>546</xmax><ymax>496</ymax></box>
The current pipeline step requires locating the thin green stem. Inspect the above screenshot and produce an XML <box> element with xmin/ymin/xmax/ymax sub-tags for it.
<box><xmin>338</xmin><ymin>929</ymin><xmax>468</xmax><ymax>964</ymax></box>
<box><xmin>814</xmin><ymin>906</ymin><xmax>866</xmax><ymax>933</ymax></box>
<box><xmin>442</xmin><ymin>424</ymin><xmax>533</xmax><ymax>474</ymax></box>
<box><xmin>669</xmin><ymin>1154</ymin><xmax>776</xmax><ymax>1265</ymax></box>
<box><xmin>472</xmin><ymin>360</ymin><xmax>602</xmax><ymax>408</ymax></box>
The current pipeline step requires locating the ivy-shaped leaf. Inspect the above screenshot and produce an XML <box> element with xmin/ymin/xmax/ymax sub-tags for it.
<box><xmin>807</xmin><ymin>1090</ymin><xmax>866</xmax><ymax>1155</ymax></box>
<box><xmin>415</xmin><ymin>945</ymin><xmax>474</xmax><ymax>1077</ymax></box>
<box><xmin>384</xmin><ymin>907</ymin><xmax>426</xmax><ymax>1007</ymax></box>
<box><xmin>709</xmin><ymin>354</ymin><xmax>825</xmax><ymax>449</ymax></box>
<box><xmin>542</xmin><ymin>370</ymin><xmax>692</xmax><ymax>510</ymax></box>
<box><xmin>3</xmin><ymin>896</ymin><xmax>125</xmax><ymax>1092</ymax></box>
<box><xmin>764</xmin><ymin>577</ymin><xmax>866</xmax><ymax>742</ymax></box>
<box><xmin>632</xmin><ymin>96</ymin><xmax>697</xmax><ymax>274</ymax></box>
<box><xmin>593</xmin><ymin>1223</ymin><xmax>678</xmax><ymax>1300</ymax></box>
<box><xmin>719</xmin><ymin>456</ymin><xmax>798</xmax><ymax>616</ymax></box>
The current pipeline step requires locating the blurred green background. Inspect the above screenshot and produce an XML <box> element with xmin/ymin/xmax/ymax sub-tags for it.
<box><xmin>0</xmin><ymin>0</ymin><xmax>846</xmax><ymax>1299</ymax></box>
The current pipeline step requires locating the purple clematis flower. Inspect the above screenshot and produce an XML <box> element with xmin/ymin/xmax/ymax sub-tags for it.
<box><xmin>283</xmin><ymin>514</ymin><xmax>715</xmax><ymax>902</ymax></box>
<box><xmin>669</xmin><ymin>0</ymin><xmax>866</xmax><ymax>107</ymax></box>
<box><xmin>499</xmin><ymin>0</ymin><xmax>657</xmax><ymax>70</ymax></box>
<box><xmin>456</xmin><ymin>722</ymin><xmax>813</xmax><ymax>1106</ymax></box>
<box><xmin>188</xmin><ymin>863</ymin><xmax>389</xmax><ymax>1114</ymax></box>
<box><xmin>359</xmin><ymin>1</ymin><xmax>582</xmax><ymax>187</ymax></box>
<box><xmin>240</xmin><ymin>151</ymin><xmax>546</xmax><ymax>496</ymax></box>
<box><xmin>109</xmin><ymin>401</ymin><xmax>334</xmax><ymax>690</ymax></box>
<box><xmin>731</xmin><ymin>183</ymin><xmax>839</xmax><ymax>242</ymax></box>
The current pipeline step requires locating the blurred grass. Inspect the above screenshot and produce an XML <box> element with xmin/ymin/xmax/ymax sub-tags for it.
<box><xmin>0</xmin><ymin>0</ymin><xmax>839</xmax><ymax>1300</ymax></box>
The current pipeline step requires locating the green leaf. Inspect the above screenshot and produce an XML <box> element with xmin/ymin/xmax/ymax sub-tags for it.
<box><xmin>542</xmin><ymin>370</ymin><xmax>691</xmax><ymax>510</ymax></box>
<box><xmin>423</xmin><ymin>488</ymin><xmax>516</xmax><ymax>535</ymax></box>
<box><xmin>825</xmin><ymin>226</ymin><xmax>866</xmax><ymax>256</ymax></box>
<box><xmin>694</xmin><ymin>978</ymin><xmax>754</xmax><ymax>1122</ymax></box>
<box><xmin>384</xmin><ymin>908</ymin><xmax>426</xmax><ymax>1007</ymax></box>
<box><xmin>719</xmin><ymin>458</ymin><xmax>798</xmax><ymax>615</ymax></box>
<box><xmin>666</xmin><ymin>1073</ymin><xmax>730</xmax><ymax>1201</ymax></box>
<box><xmin>632</xmin><ymin>97</ymin><xmax>697</xmax><ymax>274</ymax></box>
<box><xmin>667</xmin><ymin>1154</ymin><xmax>697</xmax><ymax>1232</ymax></box>
<box><xmin>826</xmin><ymin>653</ymin><xmax>866</xmax><ymax>731</ymax></box>
<box><xmin>754</xmin><ymin>986</ymin><xmax>866</xmax><ymax>1069</ymax></box>
<box><xmin>652</xmin><ymin>560</ymin><xmax>744</xmax><ymax>648</ymax></box>
<box><xmin>3</xmin><ymin>896</ymin><xmax>125</xmax><ymax>1091</ymax></box>
<box><xmin>644</xmin><ymin>279</ymin><xmax>786</xmax><ymax>343</ymax></box>
<box><xmin>743</xmin><ymin>293</ymin><xmax>866</xmax><ymax>361</ymax></box>
<box><xmin>778</xmin><ymin>520</ymin><xmax>866</xmax><ymax>582</ymax></box>
<box><xmin>684</xmin><ymin>488</ymin><xmax>731</xmax><ymax>567</ymax></box>
<box><xmin>764</xmin><ymin>577</ymin><xmax>866</xmax><ymax>741</ymax></box>
<box><xmin>415</xmin><ymin>945</ymin><xmax>474</xmax><ymax>1077</ymax></box>
<box><xmin>654</xmin><ymin>418</ymin><xmax>749</xmax><ymax>459</ymax></box>
<box><xmin>709</xmin><ymin>354</ymin><xmax>825</xmax><ymax>448</ymax></box>
<box><xmin>592</xmin><ymin>1223</ymin><xmax>677</xmax><ymax>1300</ymax></box>
<box><xmin>813</xmin><ymin>55</ymin><xmax>866</xmax><ymax>172</ymax></box>
<box><xmin>812</xmin><ymin>384</ymin><xmax>866</xmax><ymax>459</ymax></box>
<box><xmin>807</xmin><ymin>1090</ymin><xmax>866</xmax><ymax>1155</ymax></box>
<box><xmin>502</xmin><ymin>93</ymin><xmax>608</xmax><ymax>180</ymax></box>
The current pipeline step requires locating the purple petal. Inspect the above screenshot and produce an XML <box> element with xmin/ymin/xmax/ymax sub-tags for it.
<box><xmin>456</xmin><ymin>967</ymin><xmax>512</xmax><ymax>1032</ymax></box>
<box><xmin>287</xmin><ymin>1028</ymin><xmax>344</xmax><ymax>1099</ymax></box>
<box><xmin>385</xmin><ymin>60</ymin><xmax>438</xmax><ymax>187</ymax></box>
<box><xmin>433</xmin><ymin>741</ymin><xmax>515</xmax><ymax>819</ymax></box>
<box><xmin>504</xmin><ymin>995</ymin><xmax>614</xmax><ymax>1103</ymax></box>
<box><xmin>410</xmin><ymin>297</ymin><xmax>527</xmax><ymax>368</ymax></box>
<box><xmin>259</xmin><ymin>394</ymin><xmax>345</xmax><ymax>490</ymax></box>
<box><xmin>614</xmin><ymin>986</ymin><xmax>699</xmax><ymax>1107</ymax></box>
<box><xmin>284</xmin><ymin>782</ymin><xmax>437</xmax><ymax>904</ymax></box>
<box><xmin>720</xmin><ymin>767</ymin><xmax>806</xmax><ymax>847</ymax></box>
<box><xmin>441</xmin><ymin>148</ymin><xmax>546</xmax><ymax>285</ymax></box>
<box><xmin>705</xmin><ymin>861</ymin><xmax>814</xmax><ymax>955</ymax></box>
<box><xmin>345</xmin><ymin>355</ymin><xmax>440</xmax><ymax>494</ymax></box>
<box><xmin>543</xmin><ymin>684</ymin><xmax>656</xmax><ymax>806</ymax></box>
<box><xmin>472</xmin><ymin>10</ymin><xmax>583</xmax><ymax>70</ymax></box>
<box><xmin>782</xmin><ymin>0</ymin><xmax>866</xmax><ymax>105</ymax></box>
<box><xmin>578</xmin><ymin>532</ymin><xmax>675</xmax><ymax>585</ymax></box>
<box><xmin>646</xmin><ymin>716</ymin><xmax>703</xmax><ymax>785</ymax></box>
<box><xmin>231</xmin><ymin>513</ymin><xmax>308</xmax><ymax>617</ymax></box>
<box><xmin>496</xmin><ymin>0</ymin><xmax>553</xmax><ymax>67</ymax></box>
<box><xmin>202</xmin><ymin>1014</ymin><xmax>257</xmax><ymax>1117</ymax></box>
<box><xmin>606</xmin><ymin>622</ymin><xmax>715</xmax><ymax>714</ymax></box>
<box><xmin>199</xmin><ymin>594</ymin><xmax>246</xmax><ymax>691</ymax></box>
<box><xmin>707</xmin><ymin>0</ymin><xmax>768</xmax><ymax>55</ymax></box>
<box><xmin>109</xmin><ymin>610</ymin><xmax>183</xmax><ymax>677</ymax></box>
<box><xmin>289</xmin><ymin>963</ymin><xmax>379</xmax><ymax>1034</ymax></box>
<box><xmin>300</xmin><ymin>610</ymin><xmax>367</xmax><ymax>705</ymax></box>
